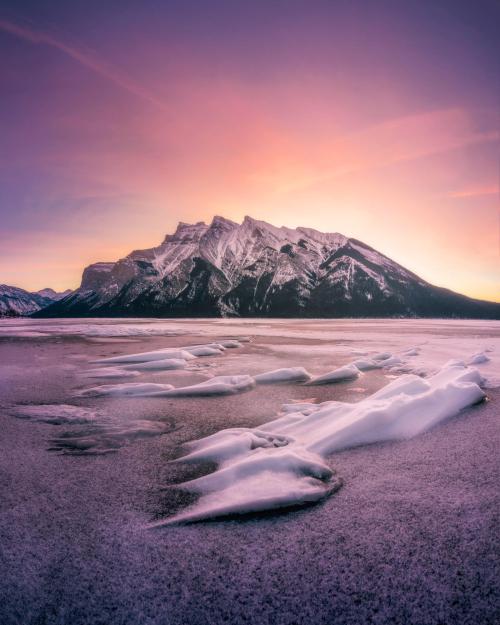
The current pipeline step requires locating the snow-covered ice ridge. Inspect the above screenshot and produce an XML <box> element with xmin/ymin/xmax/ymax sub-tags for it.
<box><xmin>77</xmin><ymin>339</ymin><xmax>499</xmax><ymax>399</ymax></box>
<box><xmin>152</xmin><ymin>362</ymin><xmax>487</xmax><ymax>525</ymax></box>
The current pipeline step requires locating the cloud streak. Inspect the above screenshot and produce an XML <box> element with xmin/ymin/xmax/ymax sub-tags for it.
<box><xmin>0</xmin><ymin>18</ymin><xmax>167</xmax><ymax>110</ymax></box>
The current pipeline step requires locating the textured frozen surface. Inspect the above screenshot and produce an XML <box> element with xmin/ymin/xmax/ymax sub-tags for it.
<box><xmin>1</xmin><ymin>318</ymin><xmax>499</xmax><ymax>625</ymax></box>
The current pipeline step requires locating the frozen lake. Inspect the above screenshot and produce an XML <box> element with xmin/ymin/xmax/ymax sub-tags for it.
<box><xmin>1</xmin><ymin>318</ymin><xmax>499</xmax><ymax>624</ymax></box>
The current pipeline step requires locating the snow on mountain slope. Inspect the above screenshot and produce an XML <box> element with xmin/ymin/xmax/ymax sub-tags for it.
<box><xmin>35</xmin><ymin>216</ymin><xmax>500</xmax><ymax>319</ymax></box>
<box><xmin>36</xmin><ymin>288</ymin><xmax>72</xmax><ymax>300</ymax></box>
<box><xmin>0</xmin><ymin>285</ymin><xmax>73</xmax><ymax>317</ymax></box>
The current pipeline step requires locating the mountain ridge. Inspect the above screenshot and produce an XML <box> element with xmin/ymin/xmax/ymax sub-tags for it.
<box><xmin>0</xmin><ymin>285</ymin><xmax>72</xmax><ymax>317</ymax></box>
<box><xmin>33</xmin><ymin>215</ymin><xmax>500</xmax><ymax>319</ymax></box>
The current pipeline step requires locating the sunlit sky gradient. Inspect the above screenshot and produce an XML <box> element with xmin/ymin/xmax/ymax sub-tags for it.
<box><xmin>0</xmin><ymin>0</ymin><xmax>499</xmax><ymax>301</ymax></box>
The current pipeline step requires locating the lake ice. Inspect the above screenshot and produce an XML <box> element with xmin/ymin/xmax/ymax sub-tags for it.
<box><xmin>1</xmin><ymin>317</ymin><xmax>499</xmax><ymax>522</ymax></box>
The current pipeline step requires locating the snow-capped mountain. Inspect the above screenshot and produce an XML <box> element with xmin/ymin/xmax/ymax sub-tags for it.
<box><xmin>36</xmin><ymin>288</ymin><xmax>72</xmax><ymax>301</ymax></box>
<box><xmin>0</xmin><ymin>285</ymin><xmax>72</xmax><ymax>317</ymax></box>
<box><xmin>36</xmin><ymin>216</ymin><xmax>500</xmax><ymax>319</ymax></box>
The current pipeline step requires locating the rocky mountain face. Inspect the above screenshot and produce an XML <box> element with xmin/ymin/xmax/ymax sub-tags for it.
<box><xmin>0</xmin><ymin>285</ymin><xmax>71</xmax><ymax>317</ymax></box>
<box><xmin>35</xmin><ymin>216</ymin><xmax>500</xmax><ymax>319</ymax></box>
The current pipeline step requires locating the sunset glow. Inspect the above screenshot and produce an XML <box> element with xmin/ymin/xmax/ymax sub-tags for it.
<box><xmin>0</xmin><ymin>1</ymin><xmax>498</xmax><ymax>301</ymax></box>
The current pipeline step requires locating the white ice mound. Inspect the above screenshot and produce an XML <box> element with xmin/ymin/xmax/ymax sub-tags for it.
<box><xmin>157</xmin><ymin>363</ymin><xmax>485</xmax><ymax>524</ymax></box>
<box><xmin>254</xmin><ymin>367</ymin><xmax>311</xmax><ymax>384</ymax></box>
<box><xmin>164</xmin><ymin>375</ymin><xmax>255</xmax><ymax>397</ymax></box>
<box><xmin>123</xmin><ymin>358</ymin><xmax>187</xmax><ymax>371</ymax></box>
<box><xmin>96</xmin><ymin>348</ymin><xmax>196</xmax><ymax>364</ymax></box>
<box><xmin>307</xmin><ymin>364</ymin><xmax>360</xmax><ymax>385</ymax></box>
<box><xmin>78</xmin><ymin>382</ymin><xmax>175</xmax><ymax>397</ymax></box>
<box><xmin>10</xmin><ymin>404</ymin><xmax>99</xmax><ymax>425</ymax></box>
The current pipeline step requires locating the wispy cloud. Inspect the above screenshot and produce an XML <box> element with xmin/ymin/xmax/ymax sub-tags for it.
<box><xmin>0</xmin><ymin>17</ymin><xmax>167</xmax><ymax>110</ymax></box>
<box><xmin>447</xmin><ymin>186</ymin><xmax>498</xmax><ymax>199</ymax></box>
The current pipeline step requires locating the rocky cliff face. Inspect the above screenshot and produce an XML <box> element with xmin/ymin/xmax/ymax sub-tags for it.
<box><xmin>35</xmin><ymin>216</ymin><xmax>500</xmax><ymax>319</ymax></box>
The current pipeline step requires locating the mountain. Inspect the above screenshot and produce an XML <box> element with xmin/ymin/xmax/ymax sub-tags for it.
<box><xmin>35</xmin><ymin>216</ymin><xmax>500</xmax><ymax>319</ymax></box>
<box><xmin>0</xmin><ymin>285</ymin><xmax>72</xmax><ymax>317</ymax></box>
<box><xmin>36</xmin><ymin>288</ymin><xmax>72</xmax><ymax>301</ymax></box>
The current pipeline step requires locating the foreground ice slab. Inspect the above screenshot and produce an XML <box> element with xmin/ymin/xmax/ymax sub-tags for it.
<box><xmin>154</xmin><ymin>363</ymin><xmax>486</xmax><ymax>525</ymax></box>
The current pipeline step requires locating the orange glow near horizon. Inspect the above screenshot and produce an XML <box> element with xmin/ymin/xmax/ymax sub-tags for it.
<box><xmin>0</xmin><ymin>4</ymin><xmax>499</xmax><ymax>302</ymax></box>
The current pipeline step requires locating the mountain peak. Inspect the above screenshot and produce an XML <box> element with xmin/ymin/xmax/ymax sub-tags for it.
<box><xmin>210</xmin><ymin>215</ymin><xmax>238</xmax><ymax>229</ymax></box>
<box><xmin>33</xmin><ymin>215</ymin><xmax>500</xmax><ymax>319</ymax></box>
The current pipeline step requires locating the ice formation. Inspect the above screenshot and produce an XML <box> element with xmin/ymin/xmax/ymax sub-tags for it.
<box><xmin>10</xmin><ymin>404</ymin><xmax>100</xmax><ymax>425</ymax></box>
<box><xmin>164</xmin><ymin>375</ymin><xmax>255</xmax><ymax>397</ymax></box>
<box><xmin>49</xmin><ymin>419</ymin><xmax>174</xmax><ymax>455</ymax></box>
<box><xmin>152</xmin><ymin>362</ymin><xmax>486</xmax><ymax>525</ymax></box>
<box><xmin>123</xmin><ymin>358</ymin><xmax>187</xmax><ymax>371</ymax></box>
<box><xmin>350</xmin><ymin>359</ymin><xmax>381</xmax><ymax>371</ymax></box>
<box><xmin>79</xmin><ymin>382</ymin><xmax>175</xmax><ymax>397</ymax></box>
<box><xmin>96</xmin><ymin>348</ymin><xmax>196</xmax><ymax>364</ymax></box>
<box><xmin>254</xmin><ymin>367</ymin><xmax>311</xmax><ymax>384</ymax></box>
<box><xmin>307</xmin><ymin>364</ymin><xmax>360</xmax><ymax>385</ymax></box>
<box><xmin>80</xmin><ymin>367</ymin><xmax>141</xmax><ymax>379</ymax></box>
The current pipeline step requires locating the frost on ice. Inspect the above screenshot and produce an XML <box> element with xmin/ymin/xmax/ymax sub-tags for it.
<box><xmin>152</xmin><ymin>362</ymin><xmax>486</xmax><ymax>525</ymax></box>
